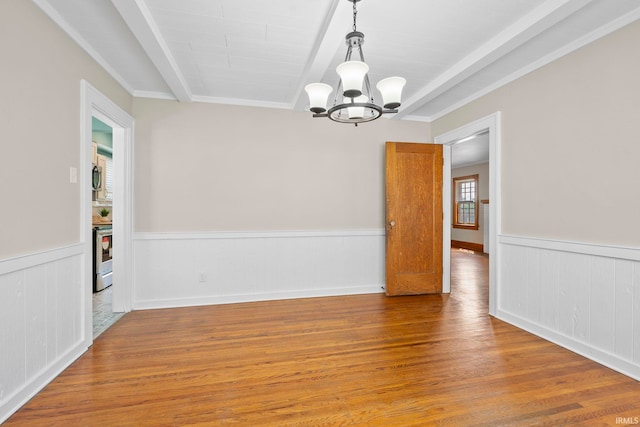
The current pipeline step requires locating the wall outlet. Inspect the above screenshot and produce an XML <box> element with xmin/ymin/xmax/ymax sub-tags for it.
<box><xmin>198</xmin><ymin>272</ymin><xmax>208</xmax><ymax>283</ymax></box>
<box><xmin>69</xmin><ymin>166</ymin><xmax>78</xmax><ymax>183</ymax></box>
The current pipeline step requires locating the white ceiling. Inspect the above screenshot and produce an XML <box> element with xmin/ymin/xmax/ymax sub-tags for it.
<box><xmin>35</xmin><ymin>0</ymin><xmax>640</xmax><ymax>123</ymax></box>
<box><xmin>451</xmin><ymin>132</ymin><xmax>490</xmax><ymax>168</ymax></box>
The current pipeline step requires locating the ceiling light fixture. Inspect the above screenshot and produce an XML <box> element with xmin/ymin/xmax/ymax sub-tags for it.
<box><xmin>304</xmin><ymin>0</ymin><xmax>406</xmax><ymax>126</ymax></box>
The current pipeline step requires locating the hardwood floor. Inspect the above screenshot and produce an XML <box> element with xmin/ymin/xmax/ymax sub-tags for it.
<box><xmin>6</xmin><ymin>250</ymin><xmax>640</xmax><ymax>426</ymax></box>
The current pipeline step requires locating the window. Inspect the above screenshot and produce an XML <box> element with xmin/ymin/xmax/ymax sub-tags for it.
<box><xmin>453</xmin><ymin>174</ymin><xmax>478</xmax><ymax>229</ymax></box>
<box><xmin>105</xmin><ymin>155</ymin><xmax>113</xmax><ymax>201</ymax></box>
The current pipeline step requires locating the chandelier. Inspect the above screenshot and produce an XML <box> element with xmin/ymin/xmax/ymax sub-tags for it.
<box><xmin>304</xmin><ymin>0</ymin><xmax>406</xmax><ymax>126</ymax></box>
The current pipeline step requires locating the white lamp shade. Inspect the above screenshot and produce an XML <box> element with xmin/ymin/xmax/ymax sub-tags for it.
<box><xmin>305</xmin><ymin>83</ymin><xmax>333</xmax><ymax>113</ymax></box>
<box><xmin>344</xmin><ymin>95</ymin><xmax>368</xmax><ymax>119</ymax></box>
<box><xmin>376</xmin><ymin>76</ymin><xmax>406</xmax><ymax>109</ymax></box>
<box><xmin>336</xmin><ymin>61</ymin><xmax>369</xmax><ymax>98</ymax></box>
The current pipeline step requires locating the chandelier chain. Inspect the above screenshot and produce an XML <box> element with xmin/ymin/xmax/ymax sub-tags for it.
<box><xmin>352</xmin><ymin>0</ymin><xmax>357</xmax><ymax>32</ymax></box>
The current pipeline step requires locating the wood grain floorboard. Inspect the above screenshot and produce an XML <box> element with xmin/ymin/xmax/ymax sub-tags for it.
<box><xmin>5</xmin><ymin>249</ymin><xmax>640</xmax><ymax>426</ymax></box>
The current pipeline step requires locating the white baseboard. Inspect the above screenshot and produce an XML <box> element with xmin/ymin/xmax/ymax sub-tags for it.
<box><xmin>134</xmin><ymin>284</ymin><xmax>383</xmax><ymax>310</ymax></box>
<box><xmin>133</xmin><ymin>229</ymin><xmax>386</xmax><ymax>309</ymax></box>
<box><xmin>498</xmin><ymin>234</ymin><xmax>640</xmax><ymax>381</ymax></box>
<box><xmin>1</xmin><ymin>343</ymin><xmax>87</xmax><ymax>424</ymax></box>
<box><xmin>498</xmin><ymin>309</ymin><xmax>640</xmax><ymax>381</ymax></box>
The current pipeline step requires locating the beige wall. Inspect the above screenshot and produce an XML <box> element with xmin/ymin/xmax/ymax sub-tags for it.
<box><xmin>133</xmin><ymin>98</ymin><xmax>430</xmax><ymax>232</ymax></box>
<box><xmin>433</xmin><ymin>20</ymin><xmax>640</xmax><ymax>247</ymax></box>
<box><xmin>0</xmin><ymin>0</ymin><xmax>132</xmax><ymax>258</ymax></box>
<box><xmin>7</xmin><ymin>0</ymin><xmax>637</xmax><ymax>255</ymax></box>
<box><xmin>452</xmin><ymin>162</ymin><xmax>489</xmax><ymax>245</ymax></box>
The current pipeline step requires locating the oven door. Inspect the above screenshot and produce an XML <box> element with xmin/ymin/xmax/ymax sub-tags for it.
<box><xmin>95</xmin><ymin>227</ymin><xmax>113</xmax><ymax>292</ymax></box>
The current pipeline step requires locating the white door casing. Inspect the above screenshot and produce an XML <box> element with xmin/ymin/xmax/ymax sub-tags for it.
<box><xmin>81</xmin><ymin>80</ymin><xmax>134</xmax><ymax>346</ymax></box>
<box><xmin>434</xmin><ymin>112</ymin><xmax>501</xmax><ymax>316</ymax></box>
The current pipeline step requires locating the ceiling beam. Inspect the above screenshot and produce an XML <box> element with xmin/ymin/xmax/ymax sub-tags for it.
<box><xmin>394</xmin><ymin>0</ymin><xmax>594</xmax><ymax>120</ymax></box>
<box><xmin>110</xmin><ymin>0</ymin><xmax>192</xmax><ymax>102</ymax></box>
<box><xmin>33</xmin><ymin>0</ymin><xmax>137</xmax><ymax>96</ymax></box>
<box><xmin>291</xmin><ymin>0</ymin><xmax>352</xmax><ymax>111</ymax></box>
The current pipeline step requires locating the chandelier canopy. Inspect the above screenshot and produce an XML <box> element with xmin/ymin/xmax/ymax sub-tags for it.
<box><xmin>305</xmin><ymin>0</ymin><xmax>406</xmax><ymax>126</ymax></box>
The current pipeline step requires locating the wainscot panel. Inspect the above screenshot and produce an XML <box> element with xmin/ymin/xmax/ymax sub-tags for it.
<box><xmin>133</xmin><ymin>230</ymin><xmax>386</xmax><ymax>309</ymax></box>
<box><xmin>0</xmin><ymin>244</ymin><xmax>87</xmax><ymax>424</ymax></box>
<box><xmin>498</xmin><ymin>235</ymin><xmax>640</xmax><ymax>380</ymax></box>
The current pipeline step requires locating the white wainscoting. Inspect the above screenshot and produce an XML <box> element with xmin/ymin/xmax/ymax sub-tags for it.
<box><xmin>0</xmin><ymin>244</ymin><xmax>87</xmax><ymax>424</ymax></box>
<box><xmin>498</xmin><ymin>235</ymin><xmax>640</xmax><ymax>380</ymax></box>
<box><xmin>133</xmin><ymin>230</ymin><xmax>386</xmax><ymax>310</ymax></box>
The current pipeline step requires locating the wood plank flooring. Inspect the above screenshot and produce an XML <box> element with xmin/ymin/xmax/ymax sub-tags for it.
<box><xmin>6</xmin><ymin>249</ymin><xmax>640</xmax><ymax>426</ymax></box>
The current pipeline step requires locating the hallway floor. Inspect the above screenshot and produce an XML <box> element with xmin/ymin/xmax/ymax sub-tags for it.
<box><xmin>92</xmin><ymin>286</ymin><xmax>124</xmax><ymax>338</ymax></box>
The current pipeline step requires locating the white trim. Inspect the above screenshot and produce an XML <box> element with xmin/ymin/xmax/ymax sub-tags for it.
<box><xmin>399</xmin><ymin>115</ymin><xmax>431</xmax><ymax>123</ymax></box>
<box><xmin>0</xmin><ymin>342</ymin><xmax>87</xmax><ymax>424</ymax></box>
<box><xmin>0</xmin><ymin>244</ymin><xmax>83</xmax><ymax>276</ymax></box>
<box><xmin>110</xmin><ymin>0</ymin><xmax>192</xmax><ymax>102</ymax></box>
<box><xmin>453</xmin><ymin>159</ymin><xmax>491</xmax><ymax>169</ymax></box>
<box><xmin>81</xmin><ymin>80</ymin><xmax>135</xmax><ymax>347</ymax></box>
<box><xmin>497</xmin><ymin>235</ymin><xmax>640</xmax><ymax>380</ymax></box>
<box><xmin>427</xmin><ymin>6</ymin><xmax>640</xmax><ymax>122</ymax></box>
<box><xmin>434</xmin><ymin>112</ymin><xmax>501</xmax><ymax>315</ymax></box>
<box><xmin>134</xmin><ymin>229</ymin><xmax>385</xmax><ymax>241</ymax></box>
<box><xmin>133</xmin><ymin>230</ymin><xmax>385</xmax><ymax>310</ymax></box>
<box><xmin>134</xmin><ymin>285</ymin><xmax>383</xmax><ymax>311</ymax></box>
<box><xmin>190</xmin><ymin>95</ymin><xmax>291</xmax><ymax>111</ymax></box>
<box><xmin>497</xmin><ymin>310</ymin><xmax>640</xmax><ymax>381</ymax></box>
<box><xmin>442</xmin><ymin>144</ymin><xmax>452</xmax><ymax>293</ymax></box>
<box><xmin>395</xmin><ymin>0</ymin><xmax>593</xmax><ymax>120</ymax></box>
<box><xmin>499</xmin><ymin>234</ymin><xmax>640</xmax><ymax>262</ymax></box>
<box><xmin>32</xmin><ymin>0</ymin><xmax>135</xmax><ymax>96</ymax></box>
<box><xmin>132</xmin><ymin>90</ymin><xmax>177</xmax><ymax>101</ymax></box>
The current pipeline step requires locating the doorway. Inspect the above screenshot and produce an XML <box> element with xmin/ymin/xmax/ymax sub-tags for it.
<box><xmin>81</xmin><ymin>80</ymin><xmax>135</xmax><ymax>346</ymax></box>
<box><xmin>434</xmin><ymin>112</ymin><xmax>501</xmax><ymax>316</ymax></box>
<box><xmin>90</xmin><ymin>117</ymin><xmax>124</xmax><ymax>337</ymax></box>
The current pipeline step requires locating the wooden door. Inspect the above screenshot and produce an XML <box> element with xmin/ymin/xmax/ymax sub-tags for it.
<box><xmin>385</xmin><ymin>142</ymin><xmax>443</xmax><ymax>295</ymax></box>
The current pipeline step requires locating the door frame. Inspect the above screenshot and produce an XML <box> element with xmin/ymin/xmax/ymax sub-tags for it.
<box><xmin>81</xmin><ymin>80</ymin><xmax>135</xmax><ymax>345</ymax></box>
<box><xmin>434</xmin><ymin>112</ymin><xmax>501</xmax><ymax>316</ymax></box>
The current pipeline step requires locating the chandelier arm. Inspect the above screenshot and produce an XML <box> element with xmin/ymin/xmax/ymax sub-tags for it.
<box><xmin>355</xmin><ymin>42</ymin><xmax>366</xmax><ymax>62</ymax></box>
<box><xmin>331</xmin><ymin>78</ymin><xmax>343</xmax><ymax>106</ymax></box>
<box><xmin>363</xmin><ymin>74</ymin><xmax>374</xmax><ymax>103</ymax></box>
<box><xmin>354</xmin><ymin>44</ymin><xmax>375</xmax><ymax>103</ymax></box>
<box><xmin>344</xmin><ymin>42</ymin><xmax>353</xmax><ymax>62</ymax></box>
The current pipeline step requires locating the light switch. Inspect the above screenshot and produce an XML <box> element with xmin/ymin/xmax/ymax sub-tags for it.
<box><xmin>69</xmin><ymin>166</ymin><xmax>78</xmax><ymax>183</ymax></box>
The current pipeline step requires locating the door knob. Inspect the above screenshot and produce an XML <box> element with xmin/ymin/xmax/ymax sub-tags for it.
<box><xmin>389</xmin><ymin>220</ymin><xmax>396</xmax><ymax>227</ymax></box>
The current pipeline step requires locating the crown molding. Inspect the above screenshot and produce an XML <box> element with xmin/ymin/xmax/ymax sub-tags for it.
<box><xmin>32</xmin><ymin>0</ymin><xmax>136</xmax><ymax>96</ymax></box>
<box><xmin>191</xmin><ymin>95</ymin><xmax>291</xmax><ymax>110</ymax></box>
<box><xmin>427</xmin><ymin>6</ymin><xmax>640</xmax><ymax>122</ymax></box>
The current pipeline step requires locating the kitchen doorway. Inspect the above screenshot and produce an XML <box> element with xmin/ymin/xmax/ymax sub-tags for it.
<box><xmin>81</xmin><ymin>80</ymin><xmax>134</xmax><ymax>346</ymax></box>
<box><xmin>91</xmin><ymin>117</ymin><xmax>123</xmax><ymax>337</ymax></box>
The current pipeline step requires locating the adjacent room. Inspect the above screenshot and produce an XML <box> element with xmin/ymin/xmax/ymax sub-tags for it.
<box><xmin>1</xmin><ymin>0</ymin><xmax>639</xmax><ymax>424</ymax></box>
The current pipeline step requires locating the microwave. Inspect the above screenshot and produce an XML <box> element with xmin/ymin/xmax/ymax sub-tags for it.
<box><xmin>92</xmin><ymin>163</ymin><xmax>102</xmax><ymax>191</ymax></box>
